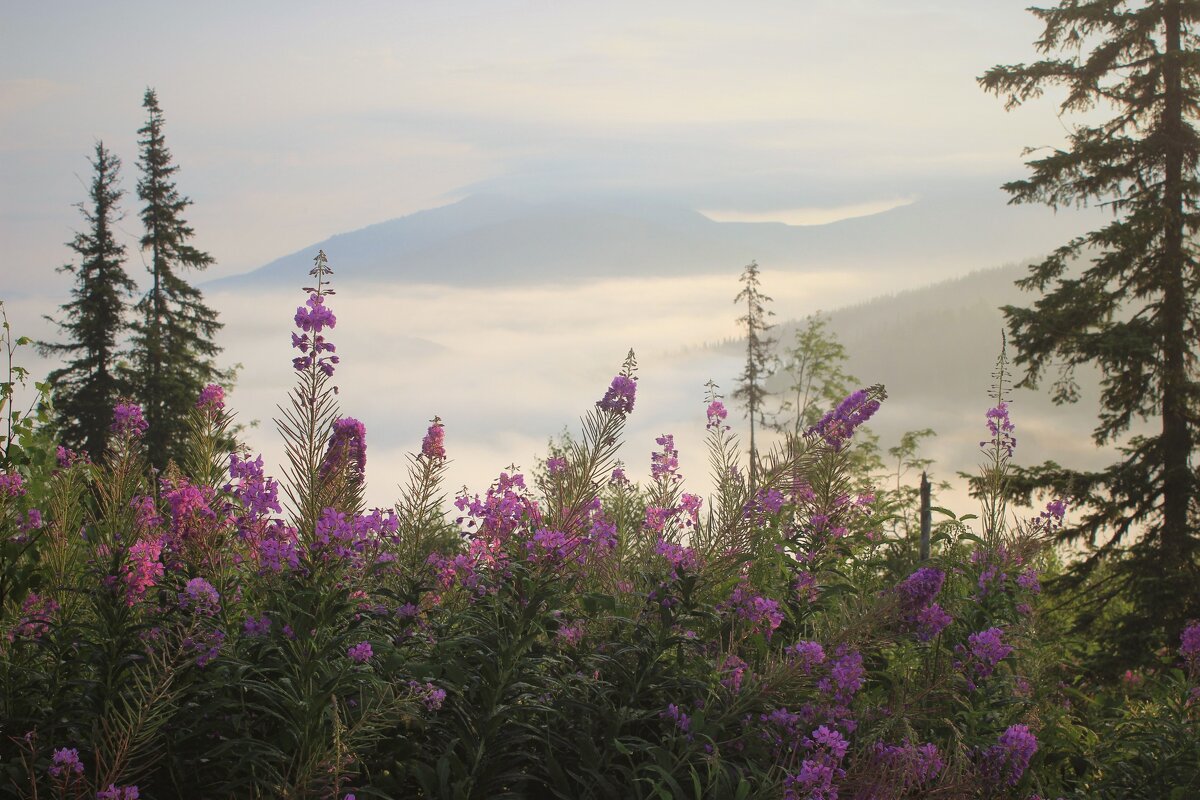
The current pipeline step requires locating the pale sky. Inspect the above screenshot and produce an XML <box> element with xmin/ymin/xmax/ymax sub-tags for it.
<box><xmin>1</xmin><ymin>2</ymin><xmax>1097</xmax><ymax>510</ymax></box>
<box><xmin>3</xmin><ymin>1</ymin><xmax>1063</xmax><ymax>294</ymax></box>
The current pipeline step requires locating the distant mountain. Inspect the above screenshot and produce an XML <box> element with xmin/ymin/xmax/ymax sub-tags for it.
<box><xmin>752</xmin><ymin>261</ymin><xmax>1116</xmax><ymax>481</ymax></box>
<box><xmin>207</xmin><ymin>189</ymin><xmax>1101</xmax><ymax>290</ymax></box>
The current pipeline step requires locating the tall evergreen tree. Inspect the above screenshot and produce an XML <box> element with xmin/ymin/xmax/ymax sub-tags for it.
<box><xmin>732</xmin><ymin>261</ymin><xmax>775</xmax><ymax>491</ymax></box>
<box><xmin>980</xmin><ymin>0</ymin><xmax>1200</xmax><ymax>667</ymax></box>
<box><xmin>40</xmin><ymin>141</ymin><xmax>135</xmax><ymax>459</ymax></box>
<box><xmin>128</xmin><ymin>88</ymin><xmax>224</xmax><ymax>469</ymax></box>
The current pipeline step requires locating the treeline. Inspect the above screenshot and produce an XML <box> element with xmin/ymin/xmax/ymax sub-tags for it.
<box><xmin>40</xmin><ymin>89</ymin><xmax>228</xmax><ymax>470</ymax></box>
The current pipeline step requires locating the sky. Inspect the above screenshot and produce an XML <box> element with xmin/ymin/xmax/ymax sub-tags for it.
<box><xmin>0</xmin><ymin>1</ymin><xmax>1097</xmax><ymax>510</ymax></box>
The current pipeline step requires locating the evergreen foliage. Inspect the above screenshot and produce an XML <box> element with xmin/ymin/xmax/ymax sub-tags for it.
<box><xmin>732</xmin><ymin>261</ymin><xmax>775</xmax><ymax>490</ymax></box>
<box><xmin>980</xmin><ymin>0</ymin><xmax>1200</xmax><ymax>669</ymax></box>
<box><xmin>126</xmin><ymin>88</ymin><xmax>225</xmax><ymax>470</ymax></box>
<box><xmin>39</xmin><ymin>141</ymin><xmax>134</xmax><ymax>460</ymax></box>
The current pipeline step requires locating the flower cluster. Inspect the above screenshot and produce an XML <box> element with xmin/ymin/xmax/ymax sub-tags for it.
<box><xmin>982</xmin><ymin>401</ymin><xmax>1016</xmax><ymax>458</ymax></box>
<box><xmin>348</xmin><ymin>641</ymin><xmax>373</xmax><ymax>663</ymax></box>
<box><xmin>784</xmin><ymin>725</ymin><xmax>849</xmax><ymax>800</ymax></box>
<box><xmin>717</xmin><ymin>582</ymin><xmax>784</xmax><ymax>639</ymax></box>
<box><xmin>956</xmin><ymin>626</ymin><xmax>1014</xmax><ymax>690</ymax></box>
<box><xmin>97</xmin><ymin>785</ymin><xmax>140</xmax><ymax>800</ymax></box>
<box><xmin>979</xmin><ymin>723</ymin><xmax>1038</xmax><ymax>786</ymax></box>
<box><xmin>705</xmin><ymin>399</ymin><xmax>728</xmax><ymax>431</ymax></box>
<box><xmin>124</xmin><ymin>538</ymin><xmax>165</xmax><ymax>605</ymax></box>
<box><xmin>785</xmin><ymin>640</ymin><xmax>826</xmax><ymax>674</ymax></box>
<box><xmin>320</xmin><ymin>417</ymin><xmax>367</xmax><ymax>486</ymax></box>
<box><xmin>421</xmin><ymin>417</ymin><xmax>446</xmax><ymax>462</ymax></box>
<box><xmin>49</xmin><ymin>746</ymin><xmax>83</xmax><ymax>778</ymax></box>
<box><xmin>650</xmin><ymin>434</ymin><xmax>680</xmax><ymax>484</ymax></box>
<box><xmin>0</xmin><ymin>470</ymin><xmax>24</xmax><ymax>497</ymax></box>
<box><xmin>811</xmin><ymin>388</ymin><xmax>881</xmax><ymax>451</ymax></box>
<box><xmin>597</xmin><ymin>374</ymin><xmax>636</xmax><ymax>416</ymax></box>
<box><xmin>895</xmin><ymin>567</ymin><xmax>952</xmax><ymax>642</ymax></box>
<box><xmin>111</xmin><ymin>402</ymin><xmax>148</xmax><ymax>438</ymax></box>
<box><xmin>196</xmin><ymin>383</ymin><xmax>225</xmax><ymax>417</ymax></box>
<box><xmin>6</xmin><ymin>592</ymin><xmax>60</xmax><ymax>641</ymax></box>
<box><xmin>867</xmin><ymin>740</ymin><xmax>944</xmax><ymax>794</ymax></box>
<box><xmin>292</xmin><ymin>293</ymin><xmax>339</xmax><ymax>376</ymax></box>
<box><xmin>179</xmin><ymin>577</ymin><xmax>221</xmax><ymax>617</ymax></box>
<box><xmin>408</xmin><ymin>680</ymin><xmax>446</xmax><ymax>711</ymax></box>
<box><xmin>1181</xmin><ymin>620</ymin><xmax>1200</xmax><ymax>677</ymax></box>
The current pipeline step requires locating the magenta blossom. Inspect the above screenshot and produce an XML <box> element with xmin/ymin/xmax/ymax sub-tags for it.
<box><xmin>597</xmin><ymin>374</ymin><xmax>636</xmax><ymax>416</ymax></box>
<box><xmin>111</xmin><ymin>402</ymin><xmax>148</xmax><ymax>438</ymax></box>
<box><xmin>421</xmin><ymin>417</ymin><xmax>446</xmax><ymax>461</ymax></box>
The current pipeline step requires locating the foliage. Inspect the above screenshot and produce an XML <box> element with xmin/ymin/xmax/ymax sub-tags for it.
<box><xmin>125</xmin><ymin>88</ymin><xmax>229</xmax><ymax>471</ymax></box>
<box><xmin>38</xmin><ymin>141</ymin><xmax>136</xmax><ymax>461</ymax></box>
<box><xmin>3</xmin><ymin>266</ymin><xmax>1195</xmax><ymax>798</ymax></box>
<box><xmin>732</xmin><ymin>261</ymin><xmax>775</xmax><ymax>491</ymax></box>
<box><xmin>980</xmin><ymin>0</ymin><xmax>1200</xmax><ymax>670</ymax></box>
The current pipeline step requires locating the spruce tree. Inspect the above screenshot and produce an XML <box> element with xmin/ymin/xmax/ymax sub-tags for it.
<box><xmin>732</xmin><ymin>261</ymin><xmax>775</xmax><ymax>491</ymax></box>
<box><xmin>128</xmin><ymin>88</ymin><xmax>224</xmax><ymax>469</ymax></box>
<box><xmin>40</xmin><ymin>141</ymin><xmax>135</xmax><ymax>459</ymax></box>
<box><xmin>980</xmin><ymin>1</ymin><xmax>1200</xmax><ymax>667</ymax></box>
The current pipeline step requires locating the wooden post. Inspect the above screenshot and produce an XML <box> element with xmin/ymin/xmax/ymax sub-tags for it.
<box><xmin>919</xmin><ymin>471</ymin><xmax>931</xmax><ymax>561</ymax></box>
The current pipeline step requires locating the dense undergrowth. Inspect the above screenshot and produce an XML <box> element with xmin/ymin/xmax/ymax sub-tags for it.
<box><xmin>0</xmin><ymin>259</ymin><xmax>1197</xmax><ymax>799</ymax></box>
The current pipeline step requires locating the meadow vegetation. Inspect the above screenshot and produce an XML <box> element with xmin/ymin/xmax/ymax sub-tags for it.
<box><xmin>0</xmin><ymin>255</ymin><xmax>1196</xmax><ymax>799</ymax></box>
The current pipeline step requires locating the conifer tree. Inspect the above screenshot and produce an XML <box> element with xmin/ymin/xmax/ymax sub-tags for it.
<box><xmin>732</xmin><ymin>261</ymin><xmax>775</xmax><ymax>491</ymax></box>
<box><xmin>981</xmin><ymin>0</ymin><xmax>1200</xmax><ymax>667</ymax></box>
<box><xmin>127</xmin><ymin>88</ymin><xmax>224</xmax><ymax>469</ymax></box>
<box><xmin>40</xmin><ymin>141</ymin><xmax>135</xmax><ymax>459</ymax></box>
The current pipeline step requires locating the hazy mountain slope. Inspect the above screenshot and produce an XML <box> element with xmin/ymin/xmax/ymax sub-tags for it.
<box><xmin>208</xmin><ymin>190</ymin><xmax>1102</xmax><ymax>290</ymax></box>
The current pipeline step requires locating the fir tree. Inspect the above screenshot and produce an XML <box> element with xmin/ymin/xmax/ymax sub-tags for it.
<box><xmin>732</xmin><ymin>261</ymin><xmax>775</xmax><ymax>491</ymax></box>
<box><xmin>40</xmin><ymin>141</ymin><xmax>135</xmax><ymax>459</ymax></box>
<box><xmin>128</xmin><ymin>88</ymin><xmax>224</xmax><ymax>469</ymax></box>
<box><xmin>981</xmin><ymin>0</ymin><xmax>1200</xmax><ymax>667</ymax></box>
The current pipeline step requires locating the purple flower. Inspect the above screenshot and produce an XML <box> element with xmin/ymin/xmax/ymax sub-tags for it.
<box><xmin>292</xmin><ymin>294</ymin><xmax>339</xmax><ymax>375</ymax></box>
<box><xmin>294</xmin><ymin>293</ymin><xmax>336</xmax><ymax>333</ymax></box>
<box><xmin>811</xmin><ymin>388</ymin><xmax>881</xmax><ymax>451</ymax></box>
<box><xmin>956</xmin><ymin>627</ymin><xmax>1014</xmax><ymax>689</ymax></box>
<box><xmin>421</xmin><ymin>418</ymin><xmax>446</xmax><ymax>461</ymax></box>
<box><xmin>8</xmin><ymin>592</ymin><xmax>60</xmax><ymax>640</ymax></box>
<box><xmin>897</xmin><ymin>567</ymin><xmax>945</xmax><ymax>608</ymax></box>
<box><xmin>243</xmin><ymin>615</ymin><xmax>272</xmax><ymax>637</ymax></box>
<box><xmin>706</xmin><ymin>400</ymin><xmax>728</xmax><ymax>430</ymax></box>
<box><xmin>662</xmin><ymin>703</ymin><xmax>692</xmax><ymax>737</ymax></box>
<box><xmin>111</xmin><ymin>402</ymin><xmax>148</xmax><ymax>438</ymax></box>
<box><xmin>408</xmin><ymin>680</ymin><xmax>447</xmax><ymax>711</ymax></box>
<box><xmin>196</xmin><ymin>384</ymin><xmax>225</xmax><ymax>415</ymax></box>
<box><xmin>546</xmin><ymin>456</ymin><xmax>567</xmax><ymax>475</ymax></box>
<box><xmin>979</xmin><ymin>724</ymin><xmax>1037</xmax><ymax>786</ymax></box>
<box><xmin>982</xmin><ymin>402</ymin><xmax>1016</xmax><ymax>457</ymax></box>
<box><xmin>785</xmin><ymin>640</ymin><xmax>826</xmax><ymax>674</ymax></box>
<box><xmin>597</xmin><ymin>374</ymin><xmax>637</xmax><ymax>416</ymax></box>
<box><xmin>49</xmin><ymin>747</ymin><xmax>83</xmax><ymax>778</ymax></box>
<box><xmin>818</xmin><ymin>647</ymin><xmax>865</xmax><ymax>703</ymax></box>
<box><xmin>97</xmin><ymin>785</ymin><xmax>140</xmax><ymax>799</ymax></box>
<box><xmin>1016</xmin><ymin>568</ymin><xmax>1041</xmax><ymax>593</ymax></box>
<box><xmin>320</xmin><ymin>417</ymin><xmax>367</xmax><ymax>484</ymax></box>
<box><xmin>655</xmin><ymin>538</ymin><xmax>700</xmax><ymax>579</ymax></box>
<box><xmin>1181</xmin><ymin>620</ymin><xmax>1200</xmax><ymax>675</ymax></box>
<box><xmin>650</xmin><ymin>434</ymin><xmax>680</xmax><ymax>484</ymax></box>
<box><xmin>0</xmin><ymin>471</ymin><xmax>25</xmax><ymax>497</ymax></box>
<box><xmin>21</xmin><ymin>508</ymin><xmax>42</xmax><ymax>532</ymax></box>
<box><xmin>895</xmin><ymin>567</ymin><xmax>952</xmax><ymax>641</ymax></box>
<box><xmin>179</xmin><ymin>578</ymin><xmax>221</xmax><ymax>617</ymax></box>
<box><xmin>718</xmin><ymin>582</ymin><xmax>784</xmax><ymax>639</ymax></box>
<box><xmin>347</xmin><ymin>641</ymin><xmax>373</xmax><ymax>663</ymax></box>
